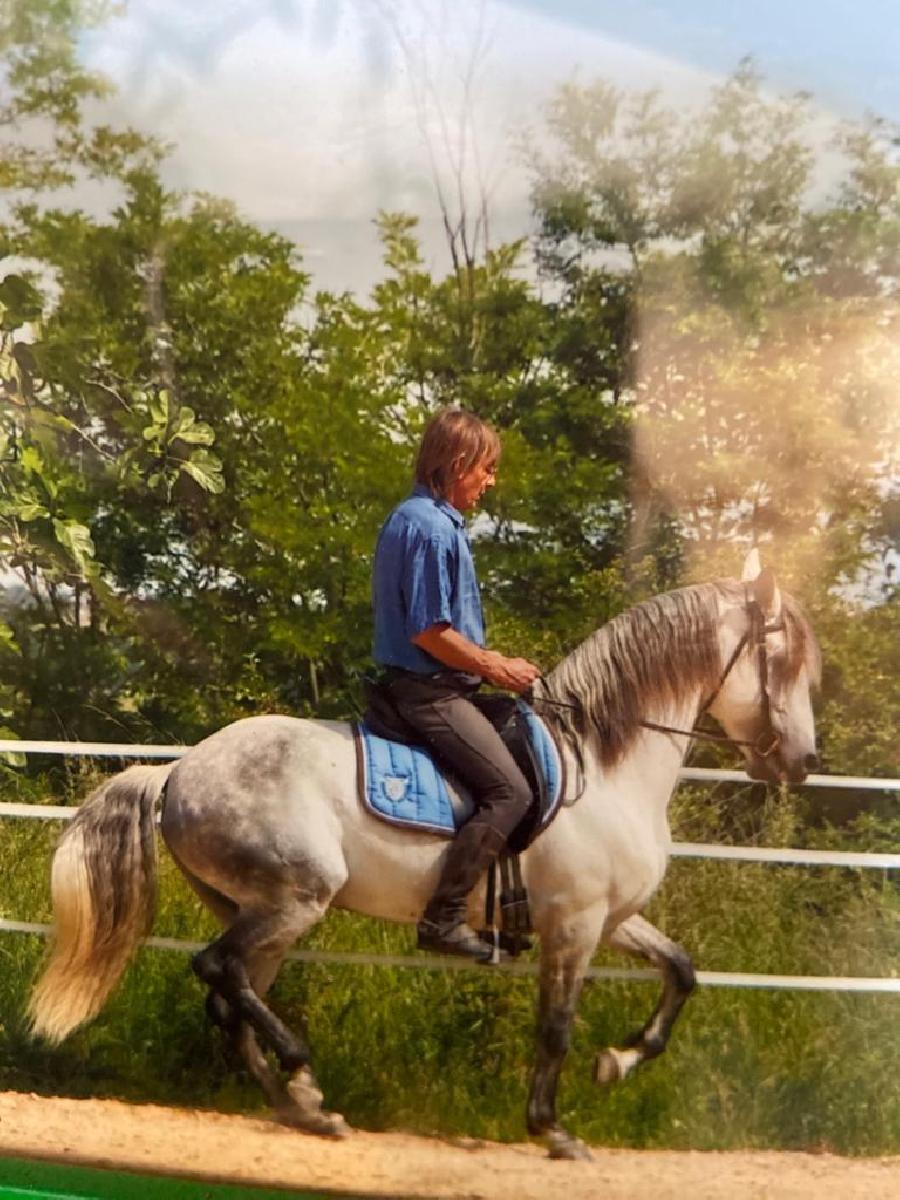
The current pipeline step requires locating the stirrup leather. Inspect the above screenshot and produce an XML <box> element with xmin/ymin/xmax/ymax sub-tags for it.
<box><xmin>481</xmin><ymin>856</ymin><xmax>533</xmax><ymax>959</ymax></box>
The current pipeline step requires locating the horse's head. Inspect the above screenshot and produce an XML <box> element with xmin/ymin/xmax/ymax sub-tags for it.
<box><xmin>707</xmin><ymin>551</ymin><xmax>820</xmax><ymax>786</ymax></box>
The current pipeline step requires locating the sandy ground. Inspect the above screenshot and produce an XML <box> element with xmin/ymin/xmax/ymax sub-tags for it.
<box><xmin>0</xmin><ymin>1091</ymin><xmax>896</xmax><ymax>1199</ymax></box>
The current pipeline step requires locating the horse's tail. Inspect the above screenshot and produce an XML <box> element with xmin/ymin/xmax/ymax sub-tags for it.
<box><xmin>28</xmin><ymin>761</ymin><xmax>174</xmax><ymax>1044</ymax></box>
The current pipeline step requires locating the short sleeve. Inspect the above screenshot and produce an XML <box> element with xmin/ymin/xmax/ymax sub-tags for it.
<box><xmin>401</xmin><ymin>529</ymin><xmax>455</xmax><ymax>637</ymax></box>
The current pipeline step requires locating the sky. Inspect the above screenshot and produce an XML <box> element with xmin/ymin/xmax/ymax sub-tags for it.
<box><xmin>510</xmin><ymin>1</ymin><xmax>899</xmax><ymax>119</ymax></box>
<box><xmin>77</xmin><ymin>0</ymin><xmax>899</xmax><ymax>294</ymax></box>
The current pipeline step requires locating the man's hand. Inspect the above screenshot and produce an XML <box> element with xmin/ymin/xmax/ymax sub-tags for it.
<box><xmin>484</xmin><ymin>654</ymin><xmax>541</xmax><ymax>694</ymax></box>
<box><xmin>411</xmin><ymin>625</ymin><xmax>541</xmax><ymax>694</ymax></box>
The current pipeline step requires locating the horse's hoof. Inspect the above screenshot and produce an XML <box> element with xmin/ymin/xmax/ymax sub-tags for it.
<box><xmin>286</xmin><ymin>1066</ymin><xmax>324</xmax><ymax>1107</ymax></box>
<box><xmin>594</xmin><ymin>1048</ymin><xmax>621</xmax><ymax>1086</ymax></box>
<box><xmin>278</xmin><ymin>1106</ymin><xmax>351</xmax><ymax>1138</ymax></box>
<box><xmin>278</xmin><ymin>1107</ymin><xmax>351</xmax><ymax>1138</ymax></box>
<box><xmin>281</xmin><ymin>1067</ymin><xmax>350</xmax><ymax>1138</ymax></box>
<box><xmin>547</xmin><ymin>1129</ymin><xmax>592</xmax><ymax>1161</ymax></box>
<box><xmin>320</xmin><ymin>1112</ymin><xmax>352</xmax><ymax>1139</ymax></box>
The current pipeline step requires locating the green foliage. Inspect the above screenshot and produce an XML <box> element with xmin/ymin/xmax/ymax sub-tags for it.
<box><xmin>531</xmin><ymin>60</ymin><xmax>899</xmax><ymax>605</ymax></box>
<box><xmin>366</xmin><ymin>213</ymin><xmax>632</xmax><ymax>645</ymax></box>
<box><xmin>813</xmin><ymin>592</ymin><xmax>900</xmax><ymax>788</ymax></box>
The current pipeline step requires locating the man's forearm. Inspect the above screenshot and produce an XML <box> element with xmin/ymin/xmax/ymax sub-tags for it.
<box><xmin>411</xmin><ymin>625</ymin><xmax>541</xmax><ymax>693</ymax></box>
<box><xmin>411</xmin><ymin>624</ymin><xmax>497</xmax><ymax>678</ymax></box>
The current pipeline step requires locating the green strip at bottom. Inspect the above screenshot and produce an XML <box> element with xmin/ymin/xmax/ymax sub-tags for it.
<box><xmin>0</xmin><ymin>1155</ymin><xmax>362</xmax><ymax>1200</ymax></box>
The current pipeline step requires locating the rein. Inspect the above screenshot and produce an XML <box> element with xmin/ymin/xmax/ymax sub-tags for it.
<box><xmin>527</xmin><ymin>688</ymin><xmax>588</xmax><ymax>802</ymax></box>
<box><xmin>528</xmin><ymin>591</ymin><xmax>786</xmax><ymax>775</ymax></box>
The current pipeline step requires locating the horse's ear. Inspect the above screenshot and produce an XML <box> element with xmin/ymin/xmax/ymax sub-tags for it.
<box><xmin>753</xmin><ymin>566</ymin><xmax>782</xmax><ymax>621</ymax></box>
<box><xmin>741</xmin><ymin>547</ymin><xmax>762</xmax><ymax>582</ymax></box>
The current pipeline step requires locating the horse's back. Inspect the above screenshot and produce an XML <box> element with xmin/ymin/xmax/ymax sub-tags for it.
<box><xmin>160</xmin><ymin>714</ymin><xmax>356</xmax><ymax>906</ymax></box>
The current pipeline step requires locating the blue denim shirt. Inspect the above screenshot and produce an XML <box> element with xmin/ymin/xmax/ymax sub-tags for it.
<box><xmin>372</xmin><ymin>484</ymin><xmax>485</xmax><ymax>674</ymax></box>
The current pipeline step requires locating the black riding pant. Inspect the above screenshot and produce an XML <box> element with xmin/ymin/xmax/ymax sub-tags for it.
<box><xmin>383</xmin><ymin>670</ymin><xmax>532</xmax><ymax>840</ymax></box>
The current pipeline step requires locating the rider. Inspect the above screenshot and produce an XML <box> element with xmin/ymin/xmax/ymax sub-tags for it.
<box><xmin>372</xmin><ymin>407</ymin><xmax>541</xmax><ymax>962</ymax></box>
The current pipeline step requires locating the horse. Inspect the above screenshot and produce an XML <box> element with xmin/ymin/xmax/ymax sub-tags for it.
<box><xmin>28</xmin><ymin>553</ymin><xmax>820</xmax><ymax>1160</ymax></box>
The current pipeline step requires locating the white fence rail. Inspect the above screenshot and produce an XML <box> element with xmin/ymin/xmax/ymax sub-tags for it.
<box><xmin>0</xmin><ymin>740</ymin><xmax>897</xmax><ymax>994</ymax></box>
<box><xmin>0</xmin><ymin>916</ymin><xmax>896</xmax><ymax>993</ymax></box>
<box><xmin>3</xmin><ymin>739</ymin><xmax>899</xmax><ymax>792</ymax></box>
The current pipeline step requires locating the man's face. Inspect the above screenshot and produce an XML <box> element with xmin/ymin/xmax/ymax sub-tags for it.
<box><xmin>447</xmin><ymin>455</ymin><xmax>497</xmax><ymax>511</ymax></box>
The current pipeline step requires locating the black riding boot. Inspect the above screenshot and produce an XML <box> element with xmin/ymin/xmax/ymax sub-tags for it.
<box><xmin>417</xmin><ymin>820</ymin><xmax>507</xmax><ymax>962</ymax></box>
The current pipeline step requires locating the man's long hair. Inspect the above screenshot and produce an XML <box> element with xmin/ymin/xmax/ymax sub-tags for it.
<box><xmin>414</xmin><ymin>408</ymin><xmax>500</xmax><ymax>500</ymax></box>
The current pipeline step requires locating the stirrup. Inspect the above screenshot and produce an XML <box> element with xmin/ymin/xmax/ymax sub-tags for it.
<box><xmin>416</xmin><ymin>919</ymin><xmax>505</xmax><ymax>963</ymax></box>
<box><xmin>491</xmin><ymin>929</ymin><xmax>533</xmax><ymax>957</ymax></box>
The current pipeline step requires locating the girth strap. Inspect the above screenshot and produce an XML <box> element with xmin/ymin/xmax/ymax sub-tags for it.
<box><xmin>482</xmin><ymin>854</ymin><xmax>533</xmax><ymax>959</ymax></box>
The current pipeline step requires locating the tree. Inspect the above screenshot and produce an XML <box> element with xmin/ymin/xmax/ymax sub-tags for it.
<box><xmin>0</xmin><ymin>1</ymin><xmax>164</xmax><ymax>746</ymax></box>
<box><xmin>530</xmin><ymin>61</ymin><xmax>900</xmax><ymax>784</ymax></box>
<box><xmin>531</xmin><ymin>62</ymin><xmax>898</xmax><ymax>598</ymax></box>
<box><xmin>0</xmin><ymin>0</ymin><xmax>155</xmax><ymax>193</ymax></box>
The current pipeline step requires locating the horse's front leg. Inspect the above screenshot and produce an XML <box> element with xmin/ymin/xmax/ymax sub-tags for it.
<box><xmin>594</xmin><ymin>912</ymin><xmax>696</xmax><ymax>1086</ymax></box>
<box><xmin>527</xmin><ymin>910</ymin><xmax>603</xmax><ymax>1161</ymax></box>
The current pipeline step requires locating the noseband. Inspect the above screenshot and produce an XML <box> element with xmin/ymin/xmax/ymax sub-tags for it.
<box><xmin>637</xmin><ymin>588</ymin><xmax>785</xmax><ymax>758</ymax></box>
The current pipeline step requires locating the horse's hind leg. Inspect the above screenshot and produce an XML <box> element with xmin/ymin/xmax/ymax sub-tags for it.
<box><xmin>176</xmin><ymin>865</ymin><xmax>243</xmax><ymax>1035</ymax></box>
<box><xmin>234</xmin><ymin>1023</ymin><xmax>338</xmax><ymax>1133</ymax></box>
<box><xmin>232</xmin><ymin>933</ymin><xmax>350</xmax><ymax>1137</ymax></box>
<box><xmin>594</xmin><ymin>913</ymin><xmax>696</xmax><ymax>1087</ymax></box>
<box><xmin>177</xmin><ymin>866</ymin><xmax>302</xmax><ymax>1085</ymax></box>
<box><xmin>192</xmin><ymin>899</ymin><xmax>349</xmax><ymax>1137</ymax></box>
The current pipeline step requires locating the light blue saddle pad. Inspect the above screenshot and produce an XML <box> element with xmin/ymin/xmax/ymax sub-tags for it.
<box><xmin>355</xmin><ymin>700</ymin><xmax>564</xmax><ymax>838</ymax></box>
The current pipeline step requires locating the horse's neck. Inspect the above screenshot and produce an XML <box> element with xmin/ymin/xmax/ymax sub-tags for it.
<box><xmin>580</xmin><ymin>684</ymin><xmax>704</xmax><ymax>811</ymax></box>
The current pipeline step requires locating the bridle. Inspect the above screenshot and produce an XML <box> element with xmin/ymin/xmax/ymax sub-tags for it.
<box><xmin>532</xmin><ymin>587</ymin><xmax>786</xmax><ymax>767</ymax></box>
<box><xmin>638</xmin><ymin>588</ymin><xmax>785</xmax><ymax>758</ymax></box>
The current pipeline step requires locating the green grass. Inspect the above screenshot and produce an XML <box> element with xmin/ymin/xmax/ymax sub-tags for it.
<box><xmin>0</xmin><ymin>769</ymin><xmax>897</xmax><ymax>1154</ymax></box>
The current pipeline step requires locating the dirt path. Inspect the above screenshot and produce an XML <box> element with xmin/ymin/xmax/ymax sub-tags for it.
<box><xmin>0</xmin><ymin>1091</ymin><xmax>896</xmax><ymax>1199</ymax></box>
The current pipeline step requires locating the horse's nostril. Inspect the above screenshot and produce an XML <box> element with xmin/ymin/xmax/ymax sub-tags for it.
<box><xmin>804</xmin><ymin>753</ymin><xmax>820</xmax><ymax>773</ymax></box>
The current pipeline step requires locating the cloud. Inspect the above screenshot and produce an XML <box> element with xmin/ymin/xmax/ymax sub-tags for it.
<box><xmin>78</xmin><ymin>0</ymin><xmax>717</xmax><ymax>291</ymax></box>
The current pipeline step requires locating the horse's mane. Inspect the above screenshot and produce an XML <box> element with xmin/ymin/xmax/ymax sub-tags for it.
<box><xmin>535</xmin><ymin>580</ymin><xmax>819</xmax><ymax>769</ymax></box>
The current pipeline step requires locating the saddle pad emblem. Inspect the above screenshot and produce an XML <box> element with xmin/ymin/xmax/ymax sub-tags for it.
<box><xmin>382</xmin><ymin>775</ymin><xmax>408</xmax><ymax>802</ymax></box>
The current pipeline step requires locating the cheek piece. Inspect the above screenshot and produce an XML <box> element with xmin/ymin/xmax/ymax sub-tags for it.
<box><xmin>635</xmin><ymin>589</ymin><xmax>784</xmax><ymax>759</ymax></box>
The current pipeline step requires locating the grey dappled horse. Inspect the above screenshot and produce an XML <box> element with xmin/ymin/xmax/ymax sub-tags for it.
<box><xmin>29</xmin><ymin>556</ymin><xmax>819</xmax><ymax>1159</ymax></box>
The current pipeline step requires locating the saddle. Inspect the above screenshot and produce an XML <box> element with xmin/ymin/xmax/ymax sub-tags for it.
<box><xmin>359</xmin><ymin>679</ymin><xmax>565</xmax><ymax>854</ymax></box>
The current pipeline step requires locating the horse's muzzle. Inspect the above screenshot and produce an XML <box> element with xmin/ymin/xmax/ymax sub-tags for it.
<box><xmin>747</xmin><ymin>749</ymin><xmax>819</xmax><ymax>786</ymax></box>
